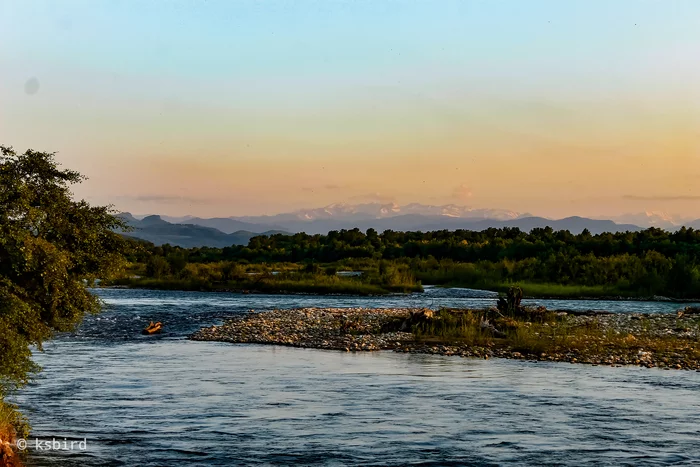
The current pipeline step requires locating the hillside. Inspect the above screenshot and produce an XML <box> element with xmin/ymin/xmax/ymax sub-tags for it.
<box><xmin>117</xmin><ymin>214</ymin><xmax>287</xmax><ymax>248</ymax></box>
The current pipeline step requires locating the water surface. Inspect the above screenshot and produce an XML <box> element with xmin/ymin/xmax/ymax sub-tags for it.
<box><xmin>15</xmin><ymin>288</ymin><xmax>700</xmax><ymax>466</ymax></box>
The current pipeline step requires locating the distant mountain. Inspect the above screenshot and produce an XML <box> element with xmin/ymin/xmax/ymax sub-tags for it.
<box><xmin>160</xmin><ymin>214</ymin><xmax>196</xmax><ymax>223</ymax></box>
<box><xmin>178</xmin><ymin>217</ymin><xmax>288</xmax><ymax>234</ymax></box>
<box><xmin>506</xmin><ymin>216</ymin><xmax>641</xmax><ymax>235</ymax></box>
<box><xmin>608</xmin><ymin>211</ymin><xmax>681</xmax><ymax>230</ymax></box>
<box><xmin>117</xmin><ymin>213</ymin><xmax>286</xmax><ymax>248</ymax></box>
<box><xmin>130</xmin><ymin>214</ymin><xmax>195</xmax><ymax>223</ymax></box>
<box><xmin>116</xmin><ymin>212</ymin><xmax>139</xmax><ymax>224</ymax></box>
<box><xmin>256</xmin><ymin>215</ymin><xmax>640</xmax><ymax>235</ymax></box>
<box><xmin>234</xmin><ymin>202</ymin><xmax>522</xmax><ymax>224</ymax></box>
<box><xmin>228</xmin><ymin>203</ymin><xmax>640</xmax><ymax>234</ymax></box>
<box><xmin>122</xmin><ymin>202</ymin><xmax>654</xmax><ymax>247</ymax></box>
<box><xmin>684</xmin><ymin>219</ymin><xmax>700</xmax><ymax>230</ymax></box>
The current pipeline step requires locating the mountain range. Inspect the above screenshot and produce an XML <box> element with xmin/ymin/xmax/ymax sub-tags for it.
<box><xmin>121</xmin><ymin>203</ymin><xmax>700</xmax><ymax>248</ymax></box>
<box><xmin>606</xmin><ymin>211</ymin><xmax>693</xmax><ymax>230</ymax></box>
<box><xmin>117</xmin><ymin>213</ymin><xmax>287</xmax><ymax>248</ymax></box>
<box><xmin>233</xmin><ymin>202</ymin><xmax>525</xmax><ymax>223</ymax></box>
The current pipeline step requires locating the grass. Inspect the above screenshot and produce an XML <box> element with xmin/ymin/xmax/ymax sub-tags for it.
<box><xmin>487</xmin><ymin>282</ymin><xmax>626</xmax><ymax>298</ymax></box>
<box><xmin>105</xmin><ymin>275</ymin><xmax>422</xmax><ymax>295</ymax></box>
<box><xmin>0</xmin><ymin>399</ymin><xmax>28</xmax><ymax>443</ymax></box>
<box><xmin>109</xmin><ymin>273</ymin><xmax>644</xmax><ymax>299</ymax></box>
<box><xmin>414</xmin><ymin>264</ymin><xmax>669</xmax><ymax>298</ymax></box>
<box><xmin>411</xmin><ymin>308</ymin><xmax>700</xmax><ymax>362</ymax></box>
<box><xmin>419</xmin><ymin>275</ymin><xmax>644</xmax><ymax>298</ymax></box>
<box><xmin>413</xmin><ymin>310</ymin><xmax>493</xmax><ymax>345</ymax></box>
<box><xmin>123</xmin><ymin>258</ymin><xmax>671</xmax><ymax>299</ymax></box>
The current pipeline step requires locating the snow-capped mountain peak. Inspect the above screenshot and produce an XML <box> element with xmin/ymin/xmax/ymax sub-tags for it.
<box><xmin>609</xmin><ymin>211</ymin><xmax>683</xmax><ymax>228</ymax></box>
<box><xmin>277</xmin><ymin>203</ymin><xmax>522</xmax><ymax>222</ymax></box>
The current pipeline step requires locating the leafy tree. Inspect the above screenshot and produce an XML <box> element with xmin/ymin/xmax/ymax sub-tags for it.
<box><xmin>0</xmin><ymin>146</ymin><xmax>130</xmax><ymax>397</ymax></box>
<box><xmin>146</xmin><ymin>255</ymin><xmax>171</xmax><ymax>279</ymax></box>
<box><xmin>119</xmin><ymin>205</ymin><xmax>700</xmax><ymax>297</ymax></box>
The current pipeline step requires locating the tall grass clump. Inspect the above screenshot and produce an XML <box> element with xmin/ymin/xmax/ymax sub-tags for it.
<box><xmin>412</xmin><ymin>309</ymin><xmax>493</xmax><ymax>346</ymax></box>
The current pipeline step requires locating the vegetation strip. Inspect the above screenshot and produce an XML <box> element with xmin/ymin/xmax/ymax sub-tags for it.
<box><xmin>190</xmin><ymin>304</ymin><xmax>700</xmax><ymax>371</ymax></box>
<box><xmin>118</xmin><ymin>224</ymin><xmax>700</xmax><ymax>299</ymax></box>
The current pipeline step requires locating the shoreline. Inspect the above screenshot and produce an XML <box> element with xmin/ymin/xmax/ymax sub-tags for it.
<box><xmin>99</xmin><ymin>280</ymin><xmax>421</xmax><ymax>296</ymax></box>
<box><xmin>94</xmin><ymin>285</ymin><xmax>408</xmax><ymax>297</ymax></box>
<box><xmin>190</xmin><ymin>307</ymin><xmax>700</xmax><ymax>371</ymax></box>
<box><xmin>97</xmin><ymin>284</ymin><xmax>700</xmax><ymax>303</ymax></box>
<box><xmin>0</xmin><ymin>409</ymin><xmax>22</xmax><ymax>467</ymax></box>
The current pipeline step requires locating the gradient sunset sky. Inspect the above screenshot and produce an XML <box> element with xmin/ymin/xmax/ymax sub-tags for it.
<box><xmin>1</xmin><ymin>0</ymin><xmax>699</xmax><ymax>218</ymax></box>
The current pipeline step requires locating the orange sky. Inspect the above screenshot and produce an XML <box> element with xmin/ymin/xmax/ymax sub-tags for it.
<box><xmin>1</xmin><ymin>1</ymin><xmax>699</xmax><ymax>218</ymax></box>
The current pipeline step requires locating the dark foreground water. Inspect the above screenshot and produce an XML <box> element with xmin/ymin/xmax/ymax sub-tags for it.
<box><xmin>14</xmin><ymin>288</ymin><xmax>700</xmax><ymax>466</ymax></box>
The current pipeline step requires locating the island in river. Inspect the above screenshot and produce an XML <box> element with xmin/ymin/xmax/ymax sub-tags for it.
<box><xmin>190</xmin><ymin>305</ymin><xmax>700</xmax><ymax>371</ymax></box>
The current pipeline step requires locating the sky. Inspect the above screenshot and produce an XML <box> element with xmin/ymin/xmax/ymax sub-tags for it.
<box><xmin>1</xmin><ymin>0</ymin><xmax>699</xmax><ymax>219</ymax></box>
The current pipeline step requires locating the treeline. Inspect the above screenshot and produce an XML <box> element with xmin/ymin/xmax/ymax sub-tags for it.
<box><xmin>123</xmin><ymin>227</ymin><xmax>700</xmax><ymax>298</ymax></box>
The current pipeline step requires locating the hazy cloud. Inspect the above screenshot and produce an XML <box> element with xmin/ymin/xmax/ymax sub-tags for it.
<box><xmin>301</xmin><ymin>184</ymin><xmax>342</xmax><ymax>193</ymax></box>
<box><xmin>623</xmin><ymin>195</ymin><xmax>700</xmax><ymax>201</ymax></box>
<box><xmin>451</xmin><ymin>184</ymin><xmax>473</xmax><ymax>201</ymax></box>
<box><xmin>120</xmin><ymin>194</ymin><xmax>213</xmax><ymax>204</ymax></box>
<box><xmin>349</xmin><ymin>192</ymin><xmax>396</xmax><ymax>203</ymax></box>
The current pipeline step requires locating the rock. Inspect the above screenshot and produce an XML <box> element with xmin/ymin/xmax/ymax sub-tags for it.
<box><xmin>187</xmin><ymin>306</ymin><xmax>700</xmax><ymax>372</ymax></box>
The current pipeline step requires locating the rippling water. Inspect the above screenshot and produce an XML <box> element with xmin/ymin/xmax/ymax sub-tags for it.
<box><xmin>14</xmin><ymin>288</ymin><xmax>700</xmax><ymax>466</ymax></box>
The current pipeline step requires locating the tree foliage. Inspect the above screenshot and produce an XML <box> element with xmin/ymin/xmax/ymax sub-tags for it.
<box><xmin>127</xmin><ymin>225</ymin><xmax>700</xmax><ymax>298</ymax></box>
<box><xmin>0</xmin><ymin>146</ymin><xmax>130</xmax><ymax>394</ymax></box>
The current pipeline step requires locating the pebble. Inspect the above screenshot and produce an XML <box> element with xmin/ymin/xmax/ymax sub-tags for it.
<box><xmin>189</xmin><ymin>307</ymin><xmax>700</xmax><ymax>371</ymax></box>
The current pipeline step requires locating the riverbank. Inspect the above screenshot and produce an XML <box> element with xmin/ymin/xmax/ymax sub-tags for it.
<box><xmin>190</xmin><ymin>306</ymin><xmax>700</xmax><ymax>370</ymax></box>
<box><xmin>426</xmin><ymin>281</ymin><xmax>700</xmax><ymax>301</ymax></box>
<box><xmin>104</xmin><ymin>275</ymin><xmax>700</xmax><ymax>302</ymax></box>
<box><xmin>0</xmin><ymin>402</ymin><xmax>25</xmax><ymax>467</ymax></box>
<box><xmin>105</xmin><ymin>277</ymin><xmax>422</xmax><ymax>296</ymax></box>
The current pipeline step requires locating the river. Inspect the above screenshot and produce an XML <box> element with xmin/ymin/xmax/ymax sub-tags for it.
<box><xmin>14</xmin><ymin>288</ymin><xmax>700</xmax><ymax>466</ymax></box>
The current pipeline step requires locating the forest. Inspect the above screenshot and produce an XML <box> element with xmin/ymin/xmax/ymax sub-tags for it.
<box><xmin>117</xmin><ymin>227</ymin><xmax>700</xmax><ymax>298</ymax></box>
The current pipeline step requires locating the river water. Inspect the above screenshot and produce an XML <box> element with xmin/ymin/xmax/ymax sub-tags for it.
<box><xmin>14</xmin><ymin>288</ymin><xmax>700</xmax><ymax>466</ymax></box>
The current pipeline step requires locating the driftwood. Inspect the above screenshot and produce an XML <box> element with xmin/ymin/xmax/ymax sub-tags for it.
<box><xmin>497</xmin><ymin>286</ymin><xmax>524</xmax><ymax>316</ymax></box>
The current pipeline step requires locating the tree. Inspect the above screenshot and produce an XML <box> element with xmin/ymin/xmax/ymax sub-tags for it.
<box><xmin>0</xmin><ymin>146</ymin><xmax>130</xmax><ymax>397</ymax></box>
<box><xmin>146</xmin><ymin>255</ymin><xmax>171</xmax><ymax>279</ymax></box>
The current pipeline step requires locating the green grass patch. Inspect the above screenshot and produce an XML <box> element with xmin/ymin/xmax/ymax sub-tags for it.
<box><xmin>418</xmin><ymin>274</ymin><xmax>641</xmax><ymax>298</ymax></box>
<box><xmin>488</xmin><ymin>282</ymin><xmax>627</xmax><ymax>298</ymax></box>
<box><xmin>411</xmin><ymin>307</ymin><xmax>700</xmax><ymax>362</ymax></box>
<box><xmin>105</xmin><ymin>275</ymin><xmax>422</xmax><ymax>296</ymax></box>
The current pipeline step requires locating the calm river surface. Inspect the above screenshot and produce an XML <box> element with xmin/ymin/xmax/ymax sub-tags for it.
<box><xmin>15</xmin><ymin>288</ymin><xmax>700</xmax><ymax>466</ymax></box>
